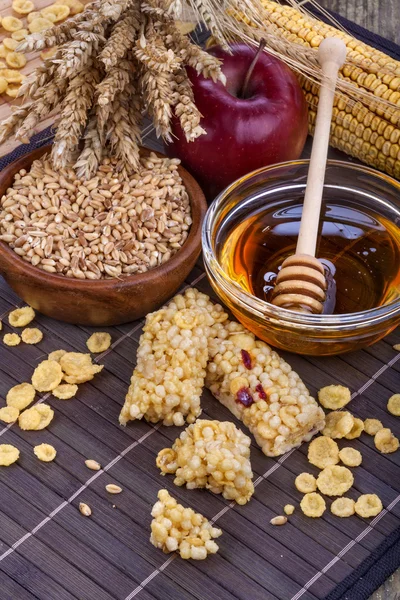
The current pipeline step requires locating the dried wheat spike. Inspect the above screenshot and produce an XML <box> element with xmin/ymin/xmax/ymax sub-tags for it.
<box><xmin>172</xmin><ymin>70</ymin><xmax>205</xmax><ymax>141</ymax></box>
<box><xmin>107</xmin><ymin>83</ymin><xmax>142</xmax><ymax>172</ymax></box>
<box><xmin>74</xmin><ymin>113</ymin><xmax>103</xmax><ymax>179</ymax></box>
<box><xmin>100</xmin><ymin>11</ymin><xmax>140</xmax><ymax>70</ymax></box>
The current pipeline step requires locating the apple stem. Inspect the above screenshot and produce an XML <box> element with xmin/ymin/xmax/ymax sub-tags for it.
<box><xmin>240</xmin><ymin>38</ymin><xmax>267</xmax><ymax>99</ymax></box>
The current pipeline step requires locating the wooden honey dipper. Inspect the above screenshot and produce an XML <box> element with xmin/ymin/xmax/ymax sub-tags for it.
<box><xmin>271</xmin><ymin>38</ymin><xmax>347</xmax><ymax>314</ymax></box>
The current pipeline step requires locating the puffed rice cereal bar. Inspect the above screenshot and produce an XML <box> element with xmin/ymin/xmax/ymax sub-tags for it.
<box><xmin>150</xmin><ymin>489</ymin><xmax>222</xmax><ymax>560</ymax></box>
<box><xmin>157</xmin><ymin>419</ymin><xmax>254</xmax><ymax>505</ymax></box>
<box><xmin>206</xmin><ymin>320</ymin><xmax>325</xmax><ymax>456</ymax></box>
<box><xmin>119</xmin><ymin>288</ymin><xmax>228</xmax><ymax>426</ymax></box>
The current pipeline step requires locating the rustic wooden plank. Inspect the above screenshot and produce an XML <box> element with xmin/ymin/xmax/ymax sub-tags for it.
<box><xmin>1</xmin><ymin>571</ymin><xmax>41</xmax><ymax>600</ymax></box>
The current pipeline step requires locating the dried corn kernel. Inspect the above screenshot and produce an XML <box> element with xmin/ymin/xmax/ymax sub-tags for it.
<box><xmin>339</xmin><ymin>447</ymin><xmax>362</xmax><ymax>467</ymax></box>
<box><xmin>21</xmin><ymin>328</ymin><xmax>43</xmax><ymax>344</ymax></box>
<box><xmin>318</xmin><ymin>385</ymin><xmax>351</xmax><ymax>410</ymax></box>
<box><xmin>9</xmin><ymin>306</ymin><xmax>35</xmax><ymax>327</ymax></box>
<box><xmin>4</xmin><ymin>333</ymin><xmax>21</xmax><ymax>346</ymax></box>
<box><xmin>11</xmin><ymin>28</ymin><xmax>28</xmax><ymax>41</ymax></box>
<box><xmin>0</xmin><ymin>69</ymin><xmax>24</xmax><ymax>83</ymax></box>
<box><xmin>150</xmin><ymin>489</ymin><xmax>222</xmax><ymax>559</ymax></box>
<box><xmin>60</xmin><ymin>352</ymin><xmax>103</xmax><ymax>384</ymax></box>
<box><xmin>206</xmin><ymin>319</ymin><xmax>325</xmax><ymax>457</ymax></box>
<box><xmin>0</xmin><ymin>444</ymin><xmax>19</xmax><ymax>466</ymax></box>
<box><xmin>300</xmin><ymin>493</ymin><xmax>326</xmax><ymax>517</ymax></box>
<box><xmin>284</xmin><ymin>504</ymin><xmax>295</xmax><ymax>515</ymax></box>
<box><xmin>6</xmin><ymin>51</ymin><xmax>27</xmax><ymax>69</ymax></box>
<box><xmin>86</xmin><ymin>332</ymin><xmax>111</xmax><ymax>353</ymax></box>
<box><xmin>41</xmin><ymin>4</ymin><xmax>70</xmax><ymax>21</ymax></box>
<box><xmin>387</xmin><ymin>394</ymin><xmax>400</xmax><ymax>416</ymax></box>
<box><xmin>316</xmin><ymin>465</ymin><xmax>354</xmax><ymax>496</ymax></box>
<box><xmin>52</xmin><ymin>383</ymin><xmax>78</xmax><ymax>399</ymax></box>
<box><xmin>295</xmin><ymin>473</ymin><xmax>317</xmax><ymax>494</ymax></box>
<box><xmin>308</xmin><ymin>436</ymin><xmax>339</xmax><ymax>469</ymax></box>
<box><xmin>54</xmin><ymin>0</ymin><xmax>83</xmax><ymax>14</ymax></box>
<box><xmin>5</xmin><ymin>82</ymin><xmax>21</xmax><ymax>97</ymax></box>
<box><xmin>28</xmin><ymin>17</ymin><xmax>53</xmax><ymax>33</ymax></box>
<box><xmin>32</xmin><ymin>360</ymin><xmax>63</xmax><ymax>391</ymax></box>
<box><xmin>34</xmin><ymin>443</ymin><xmax>56</xmax><ymax>462</ymax></box>
<box><xmin>120</xmin><ymin>288</ymin><xmax>228</xmax><ymax>427</ymax></box>
<box><xmin>12</xmin><ymin>0</ymin><xmax>35</xmax><ymax>14</ymax></box>
<box><xmin>157</xmin><ymin>419</ymin><xmax>254</xmax><ymax>505</ymax></box>
<box><xmin>19</xmin><ymin>403</ymin><xmax>54</xmax><ymax>430</ymax></box>
<box><xmin>3</xmin><ymin>38</ymin><xmax>19</xmax><ymax>51</ymax></box>
<box><xmin>355</xmin><ymin>494</ymin><xmax>383</xmax><ymax>518</ymax></box>
<box><xmin>374</xmin><ymin>428</ymin><xmax>399</xmax><ymax>453</ymax></box>
<box><xmin>0</xmin><ymin>406</ymin><xmax>19</xmax><ymax>423</ymax></box>
<box><xmin>322</xmin><ymin>411</ymin><xmax>354</xmax><ymax>439</ymax></box>
<box><xmin>0</xmin><ymin>77</ymin><xmax>7</xmax><ymax>93</ymax></box>
<box><xmin>6</xmin><ymin>382</ymin><xmax>35</xmax><ymax>410</ymax></box>
<box><xmin>331</xmin><ymin>497</ymin><xmax>355</xmax><ymax>517</ymax></box>
<box><xmin>364</xmin><ymin>418</ymin><xmax>383</xmax><ymax>435</ymax></box>
<box><xmin>345</xmin><ymin>418</ymin><xmax>364</xmax><ymax>439</ymax></box>
<box><xmin>48</xmin><ymin>349</ymin><xmax>67</xmax><ymax>362</ymax></box>
<box><xmin>2</xmin><ymin>16</ymin><xmax>24</xmax><ymax>31</ymax></box>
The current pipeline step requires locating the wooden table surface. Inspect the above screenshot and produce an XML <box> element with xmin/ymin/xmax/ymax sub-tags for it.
<box><xmin>317</xmin><ymin>3</ymin><xmax>400</xmax><ymax>600</ymax></box>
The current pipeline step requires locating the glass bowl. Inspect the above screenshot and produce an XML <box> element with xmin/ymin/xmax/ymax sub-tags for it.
<box><xmin>202</xmin><ymin>160</ymin><xmax>400</xmax><ymax>356</ymax></box>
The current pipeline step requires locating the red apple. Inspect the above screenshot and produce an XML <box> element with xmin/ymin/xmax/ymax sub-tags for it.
<box><xmin>168</xmin><ymin>42</ymin><xmax>309</xmax><ymax>199</ymax></box>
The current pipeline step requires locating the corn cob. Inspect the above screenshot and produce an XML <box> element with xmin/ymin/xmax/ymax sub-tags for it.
<box><xmin>157</xmin><ymin>419</ymin><xmax>254</xmax><ymax>505</ymax></box>
<box><xmin>119</xmin><ymin>288</ymin><xmax>228</xmax><ymax>427</ymax></box>
<box><xmin>206</xmin><ymin>320</ymin><xmax>325</xmax><ymax>457</ymax></box>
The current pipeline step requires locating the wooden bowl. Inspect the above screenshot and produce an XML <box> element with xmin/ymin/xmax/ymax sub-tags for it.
<box><xmin>0</xmin><ymin>145</ymin><xmax>207</xmax><ymax>325</ymax></box>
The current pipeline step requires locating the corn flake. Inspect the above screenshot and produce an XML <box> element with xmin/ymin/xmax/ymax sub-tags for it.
<box><xmin>355</xmin><ymin>494</ymin><xmax>383</xmax><ymax>518</ymax></box>
<box><xmin>34</xmin><ymin>443</ymin><xmax>56</xmax><ymax>462</ymax></box>
<box><xmin>3</xmin><ymin>38</ymin><xmax>19</xmax><ymax>51</ymax></box>
<box><xmin>41</xmin><ymin>4</ymin><xmax>70</xmax><ymax>21</ymax></box>
<box><xmin>6</xmin><ymin>51</ymin><xmax>27</xmax><ymax>69</ymax></box>
<box><xmin>28</xmin><ymin>17</ymin><xmax>53</xmax><ymax>33</ymax></box>
<box><xmin>295</xmin><ymin>472</ymin><xmax>317</xmax><ymax>494</ymax></box>
<box><xmin>364</xmin><ymin>418</ymin><xmax>383</xmax><ymax>436</ymax></box>
<box><xmin>2</xmin><ymin>16</ymin><xmax>24</xmax><ymax>31</ymax></box>
<box><xmin>21</xmin><ymin>327</ymin><xmax>43</xmax><ymax>344</ymax></box>
<box><xmin>0</xmin><ymin>444</ymin><xmax>20</xmax><ymax>466</ymax></box>
<box><xmin>339</xmin><ymin>447</ymin><xmax>362</xmax><ymax>467</ymax></box>
<box><xmin>374</xmin><ymin>428</ymin><xmax>399</xmax><ymax>454</ymax></box>
<box><xmin>300</xmin><ymin>493</ymin><xmax>326</xmax><ymax>518</ymax></box>
<box><xmin>27</xmin><ymin>10</ymin><xmax>40</xmax><ymax>21</ymax></box>
<box><xmin>0</xmin><ymin>76</ymin><xmax>8</xmax><ymax>93</ymax></box>
<box><xmin>0</xmin><ymin>406</ymin><xmax>19</xmax><ymax>423</ymax></box>
<box><xmin>60</xmin><ymin>352</ymin><xmax>103</xmax><ymax>384</ymax></box>
<box><xmin>318</xmin><ymin>385</ymin><xmax>351</xmax><ymax>410</ymax></box>
<box><xmin>19</xmin><ymin>403</ymin><xmax>54</xmax><ymax>430</ymax></box>
<box><xmin>86</xmin><ymin>332</ymin><xmax>111</xmax><ymax>353</ymax></box>
<box><xmin>308</xmin><ymin>436</ymin><xmax>339</xmax><ymax>469</ymax></box>
<box><xmin>54</xmin><ymin>0</ymin><xmax>84</xmax><ymax>14</ymax></box>
<box><xmin>48</xmin><ymin>349</ymin><xmax>67</xmax><ymax>362</ymax></box>
<box><xmin>0</xmin><ymin>69</ymin><xmax>23</xmax><ymax>83</ymax></box>
<box><xmin>331</xmin><ymin>497</ymin><xmax>355</xmax><ymax>517</ymax></box>
<box><xmin>6</xmin><ymin>82</ymin><xmax>22</xmax><ymax>97</ymax></box>
<box><xmin>52</xmin><ymin>383</ymin><xmax>78</xmax><ymax>399</ymax></box>
<box><xmin>32</xmin><ymin>359</ymin><xmax>63</xmax><ymax>391</ymax></box>
<box><xmin>9</xmin><ymin>306</ymin><xmax>35</xmax><ymax>327</ymax></box>
<box><xmin>387</xmin><ymin>394</ymin><xmax>400</xmax><ymax>416</ymax></box>
<box><xmin>0</xmin><ymin>46</ymin><xmax>7</xmax><ymax>59</ymax></box>
<box><xmin>322</xmin><ymin>411</ymin><xmax>354</xmax><ymax>439</ymax></box>
<box><xmin>316</xmin><ymin>465</ymin><xmax>354</xmax><ymax>496</ymax></box>
<box><xmin>345</xmin><ymin>418</ymin><xmax>364</xmax><ymax>440</ymax></box>
<box><xmin>12</xmin><ymin>0</ymin><xmax>35</xmax><ymax>14</ymax></box>
<box><xmin>7</xmin><ymin>382</ymin><xmax>35</xmax><ymax>410</ymax></box>
<box><xmin>4</xmin><ymin>333</ymin><xmax>21</xmax><ymax>346</ymax></box>
<box><xmin>11</xmin><ymin>28</ymin><xmax>28</xmax><ymax>40</ymax></box>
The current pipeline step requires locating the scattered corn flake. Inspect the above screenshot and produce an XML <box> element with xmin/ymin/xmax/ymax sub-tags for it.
<box><xmin>387</xmin><ymin>394</ymin><xmax>400</xmax><ymax>417</ymax></box>
<box><xmin>27</xmin><ymin>10</ymin><xmax>40</xmax><ymax>21</ymax></box>
<box><xmin>339</xmin><ymin>447</ymin><xmax>362</xmax><ymax>467</ymax></box>
<box><xmin>21</xmin><ymin>327</ymin><xmax>43</xmax><ymax>344</ymax></box>
<box><xmin>308</xmin><ymin>436</ymin><xmax>339</xmax><ymax>469</ymax></box>
<box><xmin>5</xmin><ymin>82</ymin><xmax>21</xmax><ymax>97</ymax></box>
<box><xmin>0</xmin><ymin>406</ymin><xmax>19</xmax><ymax>423</ymax></box>
<box><xmin>60</xmin><ymin>352</ymin><xmax>103</xmax><ymax>384</ymax></box>
<box><xmin>316</xmin><ymin>465</ymin><xmax>354</xmax><ymax>496</ymax></box>
<box><xmin>86</xmin><ymin>332</ymin><xmax>112</xmax><ymax>353</ymax></box>
<box><xmin>0</xmin><ymin>444</ymin><xmax>20</xmax><ymax>466</ymax></box>
<box><xmin>41</xmin><ymin>4</ymin><xmax>70</xmax><ymax>20</ymax></box>
<box><xmin>6</xmin><ymin>382</ymin><xmax>35</xmax><ymax>410</ymax></box>
<box><xmin>11</xmin><ymin>28</ymin><xmax>28</xmax><ymax>40</ymax></box>
<box><xmin>284</xmin><ymin>504</ymin><xmax>295</xmax><ymax>515</ymax></box>
<box><xmin>355</xmin><ymin>494</ymin><xmax>383</xmax><ymax>518</ymax></box>
<box><xmin>12</xmin><ymin>0</ymin><xmax>35</xmax><ymax>14</ymax></box>
<box><xmin>318</xmin><ymin>385</ymin><xmax>351</xmax><ymax>410</ymax></box>
<box><xmin>39</xmin><ymin>10</ymin><xmax>57</xmax><ymax>21</ymax></box>
<box><xmin>4</xmin><ymin>333</ymin><xmax>21</xmax><ymax>346</ymax></box>
<box><xmin>374</xmin><ymin>428</ymin><xmax>399</xmax><ymax>454</ymax></box>
<box><xmin>364</xmin><ymin>418</ymin><xmax>383</xmax><ymax>436</ymax></box>
<box><xmin>331</xmin><ymin>497</ymin><xmax>355</xmax><ymax>517</ymax></box>
<box><xmin>9</xmin><ymin>306</ymin><xmax>35</xmax><ymax>327</ymax></box>
<box><xmin>19</xmin><ymin>404</ymin><xmax>54</xmax><ymax>430</ymax></box>
<box><xmin>48</xmin><ymin>349</ymin><xmax>67</xmax><ymax>362</ymax></box>
<box><xmin>32</xmin><ymin>360</ymin><xmax>63</xmax><ymax>391</ymax></box>
<box><xmin>345</xmin><ymin>418</ymin><xmax>364</xmax><ymax>440</ymax></box>
<box><xmin>300</xmin><ymin>493</ymin><xmax>326</xmax><ymax>518</ymax></box>
<box><xmin>54</xmin><ymin>0</ymin><xmax>84</xmax><ymax>14</ymax></box>
<box><xmin>6</xmin><ymin>51</ymin><xmax>27</xmax><ymax>69</ymax></box>
<box><xmin>0</xmin><ymin>69</ymin><xmax>24</xmax><ymax>83</ymax></box>
<box><xmin>3</xmin><ymin>38</ymin><xmax>19</xmax><ymax>51</ymax></box>
<box><xmin>295</xmin><ymin>472</ymin><xmax>317</xmax><ymax>494</ymax></box>
<box><xmin>28</xmin><ymin>17</ymin><xmax>53</xmax><ymax>33</ymax></box>
<box><xmin>2</xmin><ymin>16</ymin><xmax>24</xmax><ymax>31</ymax></box>
<box><xmin>0</xmin><ymin>76</ymin><xmax>8</xmax><ymax>94</ymax></box>
<box><xmin>52</xmin><ymin>383</ymin><xmax>78</xmax><ymax>400</ymax></box>
<box><xmin>0</xmin><ymin>46</ymin><xmax>7</xmax><ymax>59</ymax></box>
<box><xmin>34</xmin><ymin>443</ymin><xmax>56</xmax><ymax>462</ymax></box>
<box><xmin>322</xmin><ymin>411</ymin><xmax>354</xmax><ymax>439</ymax></box>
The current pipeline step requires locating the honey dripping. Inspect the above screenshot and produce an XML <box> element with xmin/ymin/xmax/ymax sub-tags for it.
<box><xmin>218</xmin><ymin>203</ymin><xmax>400</xmax><ymax>314</ymax></box>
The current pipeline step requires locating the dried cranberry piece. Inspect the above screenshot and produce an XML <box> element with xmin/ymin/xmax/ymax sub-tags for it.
<box><xmin>255</xmin><ymin>383</ymin><xmax>267</xmax><ymax>400</ymax></box>
<box><xmin>235</xmin><ymin>387</ymin><xmax>254</xmax><ymax>407</ymax></box>
<box><xmin>241</xmin><ymin>349</ymin><xmax>252</xmax><ymax>370</ymax></box>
